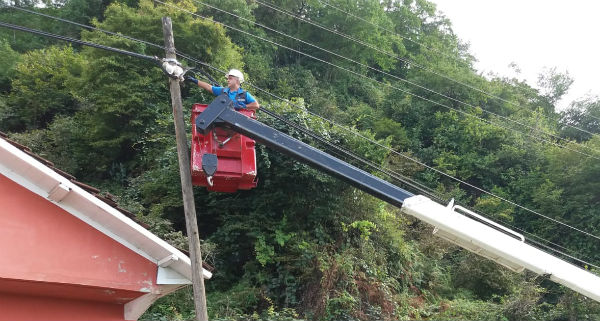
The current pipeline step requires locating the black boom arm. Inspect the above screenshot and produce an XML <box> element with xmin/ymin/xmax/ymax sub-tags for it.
<box><xmin>195</xmin><ymin>95</ymin><xmax>413</xmax><ymax>206</ymax></box>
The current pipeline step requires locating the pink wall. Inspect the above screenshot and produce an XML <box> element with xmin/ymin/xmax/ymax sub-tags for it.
<box><xmin>0</xmin><ymin>174</ymin><xmax>162</xmax><ymax>320</ymax></box>
<box><xmin>0</xmin><ymin>292</ymin><xmax>123</xmax><ymax>321</ymax></box>
<box><xmin>0</xmin><ymin>174</ymin><xmax>158</xmax><ymax>292</ymax></box>
<box><xmin>0</xmin><ymin>277</ymin><xmax>145</xmax><ymax>304</ymax></box>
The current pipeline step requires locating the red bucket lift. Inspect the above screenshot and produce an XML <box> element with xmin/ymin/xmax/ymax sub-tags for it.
<box><xmin>191</xmin><ymin>103</ymin><xmax>258</xmax><ymax>192</ymax></box>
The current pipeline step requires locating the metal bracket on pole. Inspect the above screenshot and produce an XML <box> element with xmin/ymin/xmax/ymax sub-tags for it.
<box><xmin>155</xmin><ymin>56</ymin><xmax>193</xmax><ymax>81</ymax></box>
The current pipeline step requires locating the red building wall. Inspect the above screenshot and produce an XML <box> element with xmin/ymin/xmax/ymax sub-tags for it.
<box><xmin>0</xmin><ymin>174</ymin><xmax>160</xmax><ymax>320</ymax></box>
<box><xmin>0</xmin><ymin>292</ymin><xmax>123</xmax><ymax>321</ymax></box>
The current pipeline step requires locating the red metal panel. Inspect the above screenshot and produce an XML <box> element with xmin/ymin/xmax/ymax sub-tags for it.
<box><xmin>191</xmin><ymin>104</ymin><xmax>258</xmax><ymax>192</ymax></box>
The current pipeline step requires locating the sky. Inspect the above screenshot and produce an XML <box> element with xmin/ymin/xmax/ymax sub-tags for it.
<box><xmin>429</xmin><ymin>0</ymin><xmax>600</xmax><ymax>111</ymax></box>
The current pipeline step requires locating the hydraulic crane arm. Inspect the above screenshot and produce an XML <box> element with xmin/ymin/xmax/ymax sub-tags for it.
<box><xmin>196</xmin><ymin>95</ymin><xmax>600</xmax><ymax>303</ymax></box>
<box><xmin>196</xmin><ymin>95</ymin><xmax>413</xmax><ymax>206</ymax></box>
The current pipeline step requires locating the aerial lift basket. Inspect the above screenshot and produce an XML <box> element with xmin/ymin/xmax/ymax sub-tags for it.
<box><xmin>190</xmin><ymin>103</ymin><xmax>258</xmax><ymax>192</ymax></box>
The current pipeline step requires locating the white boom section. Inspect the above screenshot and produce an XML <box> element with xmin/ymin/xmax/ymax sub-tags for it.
<box><xmin>401</xmin><ymin>195</ymin><xmax>600</xmax><ymax>303</ymax></box>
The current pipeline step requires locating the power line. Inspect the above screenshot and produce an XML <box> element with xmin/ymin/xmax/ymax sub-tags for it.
<box><xmin>254</xmin><ymin>0</ymin><xmax>600</xmax><ymax>140</ymax></box>
<box><xmin>1</xmin><ymin>8</ymin><xmax>439</xmax><ymax>205</ymax></box>
<box><xmin>7</xmin><ymin>4</ymin><xmax>600</xmax><ymax>264</ymax></box>
<box><xmin>254</xmin><ymin>69</ymin><xmax>600</xmax><ymax>268</ymax></box>
<box><xmin>13</xmin><ymin>2</ymin><xmax>600</xmax><ymax>158</ymax></box>
<box><xmin>251</xmin><ymin>76</ymin><xmax>600</xmax><ymax>268</ymax></box>
<box><xmin>1</xmin><ymin>4</ymin><xmax>211</xmax><ymax>83</ymax></box>
<box><xmin>82</xmin><ymin>0</ymin><xmax>600</xmax><ymax>244</ymax></box>
<box><xmin>193</xmin><ymin>0</ymin><xmax>600</xmax><ymax>158</ymax></box>
<box><xmin>239</xmin><ymin>66</ymin><xmax>600</xmax><ymax>267</ymax></box>
<box><xmin>1</xmin><ymin>10</ymin><xmax>441</xmax><ymax>229</ymax></box>
<box><xmin>261</xmin><ymin>91</ymin><xmax>600</xmax><ymax>267</ymax></box>
<box><xmin>159</xmin><ymin>0</ymin><xmax>600</xmax><ymax>161</ymax></box>
<box><xmin>192</xmin><ymin>50</ymin><xmax>600</xmax><ymax>247</ymax></box>
<box><xmin>303</xmin><ymin>109</ymin><xmax>600</xmax><ymax>242</ymax></box>
<box><xmin>195</xmin><ymin>55</ymin><xmax>600</xmax><ymax>244</ymax></box>
<box><xmin>185</xmin><ymin>63</ymin><xmax>442</xmax><ymax>200</ymax></box>
<box><xmin>174</xmin><ymin>46</ymin><xmax>600</xmax><ymax>264</ymax></box>
<box><xmin>6</xmin><ymin>4</ymin><xmax>446</xmax><ymax>217</ymax></box>
<box><xmin>4</xmin><ymin>5</ymin><xmax>165</xmax><ymax>51</ymax></box>
<box><xmin>317</xmin><ymin>0</ymin><xmax>469</xmax><ymax>68</ymax></box>
<box><xmin>18</xmin><ymin>0</ymin><xmax>592</xmax><ymax>161</ymax></box>
<box><xmin>0</xmin><ymin>20</ymin><xmax>156</xmax><ymax>61</ymax></box>
<box><xmin>261</xmin><ymin>92</ymin><xmax>600</xmax><ymax>268</ymax></box>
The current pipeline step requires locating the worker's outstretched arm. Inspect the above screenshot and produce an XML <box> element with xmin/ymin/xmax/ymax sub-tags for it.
<box><xmin>186</xmin><ymin>76</ymin><xmax>214</xmax><ymax>94</ymax></box>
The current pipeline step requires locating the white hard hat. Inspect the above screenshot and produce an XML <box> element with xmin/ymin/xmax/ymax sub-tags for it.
<box><xmin>225</xmin><ymin>69</ymin><xmax>244</xmax><ymax>83</ymax></box>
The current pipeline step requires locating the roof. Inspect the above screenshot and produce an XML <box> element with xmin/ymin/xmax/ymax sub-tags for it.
<box><xmin>0</xmin><ymin>131</ymin><xmax>145</xmax><ymax>224</ymax></box>
<box><xmin>0</xmin><ymin>132</ymin><xmax>212</xmax><ymax>281</ymax></box>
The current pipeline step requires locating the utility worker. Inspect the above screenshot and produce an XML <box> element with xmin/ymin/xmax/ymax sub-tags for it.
<box><xmin>186</xmin><ymin>69</ymin><xmax>259</xmax><ymax>111</ymax></box>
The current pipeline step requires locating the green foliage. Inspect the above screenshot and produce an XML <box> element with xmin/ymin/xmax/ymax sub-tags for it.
<box><xmin>255</xmin><ymin>235</ymin><xmax>276</xmax><ymax>266</ymax></box>
<box><xmin>560</xmin><ymin>96</ymin><xmax>600</xmax><ymax>141</ymax></box>
<box><xmin>0</xmin><ymin>38</ymin><xmax>20</xmax><ymax>93</ymax></box>
<box><xmin>537</xmin><ymin>67</ymin><xmax>573</xmax><ymax>105</ymax></box>
<box><xmin>429</xmin><ymin>298</ymin><xmax>502</xmax><ymax>320</ymax></box>
<box><xmin>3</xmin><ymin>0</ymin><xmax>600</xmax><ymax>320</ymax></box>
<box><xmin>4</xmin><ymin>45</ymin><xmax>83</xmax><ymax>131</ymax></box>
<box><xmin>343</xmin><ymin>220</ymin><xmax>377</xmax><ymax>241</ymax></box>
<box><xmin>141</xmin><ymin>286</ymin><xmax>196</xmax><ymax>321</ymax></box>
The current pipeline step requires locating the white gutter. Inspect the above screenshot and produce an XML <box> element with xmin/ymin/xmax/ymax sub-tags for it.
<box><xmin>0</xmin><ymin>138</ymin><xmax>211</xmax><ymax>282</ymax></box>
<box><xmin>402</xmin><ymin>195</ymin><xmax>600</xmax><ymax>302</ymax></box>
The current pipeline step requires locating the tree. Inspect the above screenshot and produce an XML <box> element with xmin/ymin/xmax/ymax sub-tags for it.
<box><xmin>537</xmin><ymin>67</ymin><xmax>573</xmax><ymax>106</ymax></box>
<box><xmin>0</xmin><ymin>38</ymin><xmax>19</xmax><ymax>93</ymax></box>
<box><xmin>560</xmin><ymin>96</ymin><xmax>600</xmax><ymax>141</ymax></box>
<box><xmin>65</xmin><ymin>0</ymin><xmax>243</xmax><ymax>179</ymax></box>
<box><xmin>4</xmin><ymin>45</ymin><xmax>82</xmax><ymax>131</ymax></box>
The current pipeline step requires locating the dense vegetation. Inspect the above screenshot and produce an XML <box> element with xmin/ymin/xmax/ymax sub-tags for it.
<box><xmin>1</xmin><ymin>0</ymin><xmax>600</xmax><ymax>320</ymax></box>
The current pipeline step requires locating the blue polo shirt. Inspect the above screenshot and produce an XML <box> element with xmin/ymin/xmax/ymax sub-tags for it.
<box><xmin>211</xmin><ymin>86</ymin><xmax>256</xmax><ymax>108</ymax></box>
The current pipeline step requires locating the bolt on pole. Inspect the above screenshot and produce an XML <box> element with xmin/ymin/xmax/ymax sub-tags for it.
<box><xmin>162</xmin><ymin>16</ymin><xmax>209</xmax><ymax>321</ymax></box>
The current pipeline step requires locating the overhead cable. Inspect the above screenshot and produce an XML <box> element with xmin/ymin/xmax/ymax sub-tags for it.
<box><xmin>200</xmin><ymin>60</ymin><xmax>600</xmax><ymax>245</ymax></box>
<box><xmin>0</xmin><ymin>21</ymin><xmax>156</xmax><ymax>61</ymax></box>
<box><xmin>193</xmin><ymin>0</ymin><xmax>600</xmax><ymax>157</ymax></box>
<box><xmin>5</xmin><ymin>5</ymin><xmax>165</xmax><ymax>51</ymax></box>
<box><xmin>197</xmin><ymin>59</ymin><xmax>600</xmax><ymax>248</ymax></box>
<box><xmin>263</xmin><ymin>93</ymin><xmax>600</xmax><ymax>268</ymax></box>
<box><xmin>157</xmin><ymin>0</ymin><xmax>600</xmax><ymax>161</ymax></box>
<box><xmin>256</xmin><ymin>78</ymin><xmax>600</xmax><ymax>268</ymax></box>
<box><xmin>1</xmin><ymin>7</ymin><xmax>438</xmax><ymax>204</ymax></box>
<box><xmin>299</xmin><ymin>103</ymin><xmax>600</xmax><ymax>242</ymax></box>
<box><xmin>186</xmin><ymin>61</ymin><xmax>443</xmax><ymax>200</ymax></box>
<box><xmin>13</xmin><ymin>1</ymin><xmax>599</xmax><ymax>151</ymax></box>
<box><xmin>255</xmin><ymin>0</ymin><xmax>600</xmax><ymax>140</ymax></box>
<box><xmin>2</xmin><ymin>4</ymin><xmax>218</xmax><ymax>85</ymax></box>
<box><xmin>317</xmin><ymin>0</ymin><xmax>470</xmax><ymax>68</ymax></box>
<box><xmin>9</xmin><ymin>3</ymin><xmax>600</xmax><ymax>263</ymax></box>
<box><xmin>261</xmin><ymin>91</ymin><xmax>600</xmax><ymax>267</ymax></box>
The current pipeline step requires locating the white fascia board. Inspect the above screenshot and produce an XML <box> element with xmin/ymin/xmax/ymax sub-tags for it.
<box><xmin>0</xmin><ymin>138</ymin><xmax>212</xmax><ymax>283</ymax></box>
<box><xmin>157</xmin><ymin>266</ymin><xmax>193</xmax><ymax>285</ymax></box>
<box><xmin>402</xmin><ymin>195</ymin><xmax>600</xmax><ymax>302</ymax></box>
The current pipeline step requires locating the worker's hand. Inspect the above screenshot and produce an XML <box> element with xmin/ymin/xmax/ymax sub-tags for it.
<box><xmin>234</xmin><ymin>102</ymin><xmax>246</xmax><ymax>111</ymax></box>
<box><xmin>185</xmin><ymin>76</ymin><xmax>199</xmax><ymax>85</ymax></box>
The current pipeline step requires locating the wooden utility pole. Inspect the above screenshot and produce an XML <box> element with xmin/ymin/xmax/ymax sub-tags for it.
<box><xmin>162</xmin><ymin>17</ymin><xmax>209</xmax><ymax>321</ymax></box>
